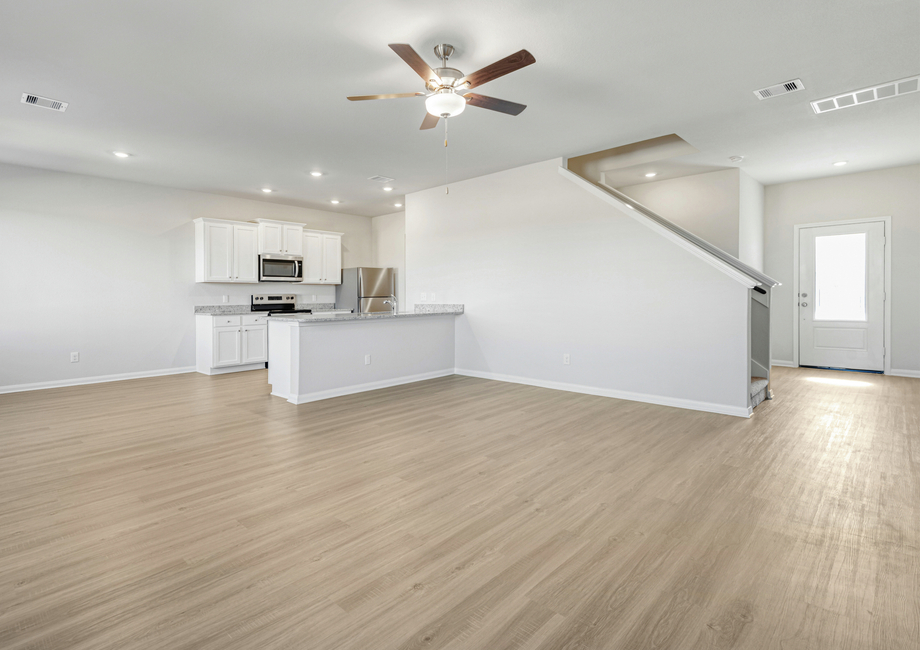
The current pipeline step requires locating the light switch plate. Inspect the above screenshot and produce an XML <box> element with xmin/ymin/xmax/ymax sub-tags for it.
<box><xmin>365</xmin><ymin>354</ymin><xmax>371</xmax><ymax>365</ymax></box>
<box><xmin>430</xmin><ymin>292</ymin><xmax>436</xmax><ymax>302</ymax></box>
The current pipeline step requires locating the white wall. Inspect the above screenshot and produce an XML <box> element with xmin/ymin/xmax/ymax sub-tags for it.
<box><xmin>0</xmin><ymin>163</ymin><xmax>372</xmax><ymax>390</ymax></box>
<box><xmin>371</xmin><ymin>211</ymin><xmax>406</xmax><ymax>310</ymax></box>
<box><xmin>764</xmin><ymin>164</ymin><xmax>920</xmax><ymax>374</ymax></box>
<box><xmin>406</xmin><ymin>158</ymin><xmax>752</xmax><ymax>415</ymax></box>
<box><xmin>617</xmin><ymin>169</ymin><xmax>742</xmax><ymax>257</ymax></box>
<box><xmin>738</xmin><ymin>171</ymin><xmax>765</xmax><ymax>272</ymax></box>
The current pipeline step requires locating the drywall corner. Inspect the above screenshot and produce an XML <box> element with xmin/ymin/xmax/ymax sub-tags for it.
<box><xmin>739</xmin><ymin>170</ymin><xmax>765</xmax><ymax>272</ymax></box>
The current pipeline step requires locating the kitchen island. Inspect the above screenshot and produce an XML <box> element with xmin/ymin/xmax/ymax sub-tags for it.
<box><xmin>267</xmin><ymin>307</ymin><xmax>463</xmax><ymax>404</ymax></box>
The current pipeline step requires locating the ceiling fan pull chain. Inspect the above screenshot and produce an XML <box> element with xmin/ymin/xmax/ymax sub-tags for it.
<box><xmin>444</xmin><ymin>117</ymin><xmax>449</xmax><ymax>195</ymax></box>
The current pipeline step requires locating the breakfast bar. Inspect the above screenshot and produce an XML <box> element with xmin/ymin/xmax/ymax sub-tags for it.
<box><xmin>267</xmin><ymin>307</ymin><xmax>463</xmax><ymax>404</ymax></box>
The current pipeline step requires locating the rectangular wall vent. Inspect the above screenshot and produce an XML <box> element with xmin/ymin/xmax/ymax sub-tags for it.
<box><xmin>753</xmin><ymin>79</ymin><xmax>804</xmax><ymax>100</ymax></box>
<box><xmin>21</xmin><ymin>93</ymin><xmax>69</xmax><ymax>112</ymax></box>
<box><xmin>810</xmin><ymin>75</ymin><xmax>920</xmax><ymax>114</ymax></box>
<box><xmin>368</xmin><ymin>175</ymin><xmax>395</xmax><ymax>183</ymax></box>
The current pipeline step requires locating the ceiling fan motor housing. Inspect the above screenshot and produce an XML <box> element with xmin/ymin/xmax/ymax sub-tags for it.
<box><xmin>433</xmin><ymin>67</ymin><xmax>464</xmax><ymax>88</ymax></box>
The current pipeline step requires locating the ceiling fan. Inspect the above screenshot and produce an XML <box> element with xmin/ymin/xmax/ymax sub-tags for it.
<box><xmin>347</xmin><ymin>43</ymin><xmax>535</xmax><ymax>130</ymax></box>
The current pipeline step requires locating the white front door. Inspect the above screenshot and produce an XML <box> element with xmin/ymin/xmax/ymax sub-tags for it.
<box><xmin>798</xmin><ymin>221</ymin><xmax>885</xmax><ymax>371</ymax></box>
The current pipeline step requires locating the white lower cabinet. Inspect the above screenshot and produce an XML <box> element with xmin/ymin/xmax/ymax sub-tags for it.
<box><xmin>241</xmin><ymin>323</ymin><xmax>268</xmax><ymax>364</ymax></box>
<box><xmin>196</xmin><ymin>314</ymin><xmax>268</xmax><ymax>374</ymax></box>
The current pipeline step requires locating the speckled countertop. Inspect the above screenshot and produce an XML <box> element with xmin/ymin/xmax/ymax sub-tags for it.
<box><xmin>268</xmin><ymin>305</ymin><xmax>463</xmax><ymax>324</ymax></box>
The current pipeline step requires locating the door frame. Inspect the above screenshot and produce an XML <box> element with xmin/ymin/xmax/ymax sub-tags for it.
<box><xmin>792</xmin><ymin>216</ymin><xmax>892</xmax><ymax>374</ymax></box>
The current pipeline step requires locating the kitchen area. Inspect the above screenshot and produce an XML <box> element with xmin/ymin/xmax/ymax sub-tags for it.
<box><xmin>193</xmin><ymin>216</ymin><xmax>463</xmax><ymax>403</ymax></box>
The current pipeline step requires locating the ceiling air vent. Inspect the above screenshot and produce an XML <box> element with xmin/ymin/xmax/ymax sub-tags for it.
<box><xmin>753</xmin><ymin>79</ymin><xmax>804</xmax><ymax>100</ymax></box>
<box><xmin>368</xmin><ymin>175</ymin><xmax>395</xmax><ymax>183</ymax></box>
<box><xmin>21</xmin><ymin>93</ymin><xmax>69</xmax><ymax>112</ymax></box>
<box><xmin>810</xmin><ymin>75</ymin><xmax>920</xmax><ymax>114</ymax></box>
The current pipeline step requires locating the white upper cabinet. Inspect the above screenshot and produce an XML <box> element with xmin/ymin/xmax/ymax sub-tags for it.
<box><xmin>233</xmin><ymin>224</ymin><xmax>259</xmax><ymax>282</ymax></box>
<box><xmin>283</xmin><ymin>224</ymin><xmax>304</xmax><ymax>256</ymax></box>
<box><xmin>195</xmin><ymin>219</ymin><xmax>259</xmax><ymax>283</ymax></box>
<box><xmin>302</xmin><ymin>230</ymin><xmax>343</xmax><ymax>284</ymax></box>
<box><xmin>303</xmin><ymin>231</ymin><xmax>323</xmax><ymax>283</ymax></box>
<box><xmin>255</xmin><ymin>219</ymin><xmax>303</xmax><ymax>255</ymax></box>
<box><xmin>258</xmin><ymin>221</ymin><xmax>283</xmax><ymax>254</ymax></box>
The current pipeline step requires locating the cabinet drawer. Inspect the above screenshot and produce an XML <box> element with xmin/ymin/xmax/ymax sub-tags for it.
<box><xmin>242</xmin><ymin>314</ymin><xmax>268</xmax><ymax>325</ymax></box>
<box><xmin>213</xmin><ymin>315</ymin><xmax>241</xmax><ymax>327</ymax></box>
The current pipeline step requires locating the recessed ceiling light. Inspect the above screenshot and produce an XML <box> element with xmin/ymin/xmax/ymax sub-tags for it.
<box><xmin>262</xmin><ymin>188</ymin><xmax>273</xmax><ymax>193</ymax></box>
<box><xmin>112</xmin><ymin>151</ymin><xmax>131</xmax><ymax>158</ymax></box>
<box><xmin>625</xmin><ymin>204</ymin><xmax>635</xmax><ymax>209</ymax></box>
<box><xmin>383</xmin><ymin>187</ymin><xmax>394</xmax><ymax>192</ymax></box>
<box><xmin>644</xmin><ymin>173</ymin><xmax>657</xmax><ymax>178</ymax></box>
<box><xmin>310</xmin><ymin>171</ymin><xmax>323</xmax><ymax>177</ymax></box>
<box><xmin>330</xmin><ymin>200</ymin><xmax>340</xmax><ymax>204</ymax></box>
<box><xmin>394</xmin><ymin>203</ymin><xmax>403</xmax><ymax>208</ymax></box>
<box><xmin>833</xmin><ymin>161</ymin><xmax>848</xmax><ymax>166</ymax></box>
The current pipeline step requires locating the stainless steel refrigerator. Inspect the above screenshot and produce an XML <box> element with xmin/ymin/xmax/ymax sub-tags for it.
<box><xmin>335</xmin><ymin>267</ymin><xmax>397</xmax><ymax>314</ymax></box>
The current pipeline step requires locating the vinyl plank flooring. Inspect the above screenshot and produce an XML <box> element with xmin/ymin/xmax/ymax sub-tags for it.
<box><xmin>0</xmin><ymin>367</ymin><xmax>917</xmax><ymax>649</ymax></box>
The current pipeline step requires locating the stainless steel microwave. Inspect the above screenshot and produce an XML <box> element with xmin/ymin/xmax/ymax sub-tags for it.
<box><xmin>259</xmin><ymin>254</ymin><xmax>303</xmax><ymax>282</ymax></box>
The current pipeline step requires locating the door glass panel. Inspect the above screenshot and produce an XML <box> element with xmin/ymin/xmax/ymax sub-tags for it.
<box><xmin>814</xmin><ymin>233</ymin><xmax>867</xmax><ymax>321</ymax></box>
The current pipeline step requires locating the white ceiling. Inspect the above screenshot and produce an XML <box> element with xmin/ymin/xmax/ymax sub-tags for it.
<box><xmin>1</xmin><ymin>0</ymin><xmax>917</xmax><ymax>217</ymax></box>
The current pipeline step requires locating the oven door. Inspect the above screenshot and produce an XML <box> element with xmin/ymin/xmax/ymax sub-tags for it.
<box><xmin>259</xmin><ymin>255</ymin><xmax>303</xmax><ymax>282</ymax></box>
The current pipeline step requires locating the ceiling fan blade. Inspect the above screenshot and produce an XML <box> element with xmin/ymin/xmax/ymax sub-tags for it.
<box><xmin>463</xmin><ymin>93</ymin><xmax>527</xmax><ymax>116</ymax></box>
<box><xmin>389</xmin><ymin>44</ymin><xmax>440</xmax><ymax>85</ymax></box>
<box><xmin>459</xmin><ymin>49</ymin><xmax>536</xmax><ymax>90</ymax></box>
<box><xmin>347</xmin><ymin>92</ymin><xmax>425</xmax><ymax>101</ymax></box>
<box><xmin>420</xmin><ymin>112</ymin><xmax>440</xmax><ymax>130</ymax></box>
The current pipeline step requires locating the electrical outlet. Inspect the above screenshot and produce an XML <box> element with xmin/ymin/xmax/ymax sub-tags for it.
<box><xmin>420</xmin><ymin>292</ymin><xmax>427</xmax><ymax>301</ymax></box>
<box><xmin>365</xmin><ymin>354</ymin><xmax>371</xmax><ymax>365</ymax></box>
<box><xmin>430</xmin><ymin>292</ymin><xmax>436</xmax><ymax>302</ymax></box>
<box><xmin>222</xmin><ymin>295</ymin><xmax>229</xmax><ymax>303</ymax></box>
<box><xmin>312</xmin><ymin>294</ymin><xmax>316</xmax><ymax>302</ymax></box>
<box><xmin>70</xmin><ymin>352</ymin><xmax>80</xmax><ymax>363</ymax></box>
<box><xmin>563</xmin><ymin>353</ymin><xmax>570</xmax><ymax>365</ymax></box>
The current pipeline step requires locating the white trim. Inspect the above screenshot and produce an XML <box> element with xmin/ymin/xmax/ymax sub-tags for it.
<box><xmin>0</xmin><ymin>366</ymin><xmax>196</xmax><ymax>395</ymax></box>
<box><xmin>454</xmin><ymin>368</ymin><xmax>752</xmax><ymax>418</ymax></box>
<box><xmin>198</xmin><ymin>363</ymin><xmax>266</xmax><ymax>376</ymax></box>
<box><xmin>890</xmin><ymin>369</ymin><xmax>920</xmax><ymax>379</ymax></box>
<box><xmin>792</xmin><ymin>216</ymin><xmax>892</xmax><ymax>374</ymax></box>
<box><xmin>771</xmin><ymin>359</ymin><xmax>797</xmax><ymax>368</ymax></box>
<box><xmin>559</xmin><ymin>166</ymin><xmax>779</xmax><ymax>289</ymax></box>
<box><xmin>286</xmin><ymin>369</ymin><xmax>455</xmax><ymax>405</ymax></box>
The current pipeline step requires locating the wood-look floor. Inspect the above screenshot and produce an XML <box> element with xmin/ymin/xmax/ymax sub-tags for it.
<box><xmin>1</xmin><ymin>367</ymin><xmax>917</xmax><ymax>649</ymax></box>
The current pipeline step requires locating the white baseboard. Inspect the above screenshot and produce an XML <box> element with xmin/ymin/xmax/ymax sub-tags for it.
<box><xmin>199</xmin><ymin>363</ymin><xmax>266</xmax><ymax>376</ymax></box>
<box><xmin>454</xmin><ymin>369</ymin><xmax>752</xmax><ymax>418</ymax></box>
<box><xmin>289</xmin><ymin>369</ymin><xmax>456</xmax><ymax>405</ymax></box>
<box><xmin>771</xmin><ymin>359</ymin><xmax>797</xmax><ymax>368</ymax></box>
<box><xmin>890</xmin><ymin>369</ymin><xmax>920</xmax><ymax>379</ymax></box>
<box><xmin>0</xmin><ymin>366</ymin><xmax>197</xmax><ymax>395</ymax></box>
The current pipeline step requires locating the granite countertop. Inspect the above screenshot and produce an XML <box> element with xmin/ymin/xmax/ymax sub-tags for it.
<box><xmin>195</xmin><ymin>303</ymin><xmax>335</xmax><ymax>315</ymax></box>
<box><xmin>268</xmin><ymin>305</ymin><xmax>463</xmax><ymax>324</ymax></box>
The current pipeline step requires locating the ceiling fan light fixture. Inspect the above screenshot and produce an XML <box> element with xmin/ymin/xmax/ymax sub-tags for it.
<box><xmin>425</xmin><ymin>91</ymin><xmax>466</xmax><ymax>118</ymax></box>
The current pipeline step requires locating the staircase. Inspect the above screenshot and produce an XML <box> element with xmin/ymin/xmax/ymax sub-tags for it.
<box><xmin>560</xmin><ymin>148</ymin><xmax>780</xmax><ymax>415</ymax></box>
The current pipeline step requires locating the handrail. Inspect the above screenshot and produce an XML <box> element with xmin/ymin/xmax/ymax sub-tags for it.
<box><xmin>559</xmin><ymin>165</ymin><xmax>780</xmax><ymax>288</ymax></box>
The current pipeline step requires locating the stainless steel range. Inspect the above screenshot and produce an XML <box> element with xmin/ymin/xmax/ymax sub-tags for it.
<box><xmin>251</xmin><ymin>294</ymin><xmax>313</xmax><ymax>315</ymax></box>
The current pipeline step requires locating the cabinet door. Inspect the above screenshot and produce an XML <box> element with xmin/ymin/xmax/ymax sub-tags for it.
<box><xmin>213</xmin><ymin>327</ymin><xmax>242</xmax><ymax>367</ymax></box>
<box><xmin>283</xmin><ymin>225</ymin><xmax>303</xmax><ymax>256</ymax></box>
<box><xmin>322</xmin><ymin>234</ymin><xmax>342</xmax><ymax>284</ymax></box>
<box><xmin>241</xmin><ymin>325</ymin><xmax>268</xmax><ymax>363</ymax></box>
<box><xmin>259</xmin><ymin>223</ymin><xmax>283</xmax><ymax>254</ymax></box>
<box><xmin>302</xmin><ymin>231</ymin><xmax>324</xmax><ymax>283</ymax></box>
<box><xmin>204</xmin><ymin>221</ymin><xmax>234</xmax><ymax>282</ymax></box>
<box><xmin>233</xmin><ymin>225</ymin><xmax>260</xmax><ymax>283</ymax></box>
